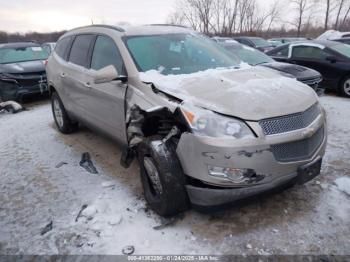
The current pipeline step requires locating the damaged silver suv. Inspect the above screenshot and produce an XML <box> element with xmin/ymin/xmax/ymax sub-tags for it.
<box><xmin>46</xmin><ymin>25</ymin><xmax>327</xmax><ymax>216</ymax></box>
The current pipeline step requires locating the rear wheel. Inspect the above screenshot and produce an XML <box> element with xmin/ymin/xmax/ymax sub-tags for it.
<box><xmin>137</xmin><ymin>137</ymin><xmax>190</xmax><ymax>217</ymax></box>
<box><xmin>51</xmin><ymin>92</ymin><xmax>78</xmax><ymax>134</ymax></box>
<box><xmin>340</xmin><ymin>76</ymin><xmax>350</xmax><ymax>98</ymax></box>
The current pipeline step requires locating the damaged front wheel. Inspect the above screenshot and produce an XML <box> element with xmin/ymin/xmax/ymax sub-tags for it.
<box><xmin>138</xmin><ymin>137</ymin><xmax>190</xmax><ymax>217</ymax></box>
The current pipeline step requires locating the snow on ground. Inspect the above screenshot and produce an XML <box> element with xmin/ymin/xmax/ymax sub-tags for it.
<box><xmin>0</xmin><ymin>94</ymin><xmax>349</xmax><ymax>255</ymax></box>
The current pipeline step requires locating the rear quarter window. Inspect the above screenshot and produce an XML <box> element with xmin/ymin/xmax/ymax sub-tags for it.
<box><xmin>55</xmin><ymin>36</ymin><xmax>73</xmax><ymax>60</ymax></box>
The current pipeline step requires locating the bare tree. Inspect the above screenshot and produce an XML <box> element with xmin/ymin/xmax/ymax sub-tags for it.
<box><xmin>335</xmin><ymin>0</ymin><xmax>347</xmax><ymax>29</ymax></box>
<box><xmin>324</xmin><ymin>0</ymin><xmax>331</xmax><ymax>29</ymax></box>
<box><xmin>291</xmin><ymin>0</ymin><xmax>313</xmax><ymax>36</ymax></box>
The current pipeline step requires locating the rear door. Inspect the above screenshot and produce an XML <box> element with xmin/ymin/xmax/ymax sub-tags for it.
<box><xmin>65</xmin><ymin>34</ymin><xmax>96</xmax><ymax>120</ymax></box>
<box><xmin>82</xmin><ymin>35</ymin><xmax>128</xmax><ymax>143</ymax></box>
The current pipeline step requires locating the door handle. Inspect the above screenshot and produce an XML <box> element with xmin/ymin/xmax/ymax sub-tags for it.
<box><xmin>84</xmin><ymin>82</ymin><xmax>91</xmax><ymax>88</ymax></box>
<box><xmin>60</xmin><ymin>72</ymin><xmax>66</xmax><ymax>78</ymax></box>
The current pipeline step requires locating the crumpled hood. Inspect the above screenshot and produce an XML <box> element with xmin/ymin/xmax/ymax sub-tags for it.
<box><xmin>261</xmin><ymin>62</ymin><xmax>321</xmax><ymax>81</ymax></box>
<box><xmin>139</xmin><ymin>67</ymin><xmax>318</xmax><ymax>121</ymax></box>
<box><xmin>0</xmin><ymin>60</ymin><xmax>46</xmax><ymax>74</ymax></box>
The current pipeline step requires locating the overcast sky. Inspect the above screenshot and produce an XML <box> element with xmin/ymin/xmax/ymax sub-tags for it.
<box><xmin>0</xmin><ymin>0</ymin><xmax>178</xmax><ymax>33</ymax></box>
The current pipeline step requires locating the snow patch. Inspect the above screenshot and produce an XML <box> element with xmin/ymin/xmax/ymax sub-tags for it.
<box><xmin>335</xmin><ymin>177</ymin><xmax>350</xmax><ymax>196</ymax></box>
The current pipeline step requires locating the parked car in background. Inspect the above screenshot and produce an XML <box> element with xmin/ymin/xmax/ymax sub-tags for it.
<box><xmin>268</xmin><ymin>37</ymin><xmax>309</xmax><ymax>47</ymax></box>
<box><xmin>317</xmin><ymin>30</ymin><xmax>350</xmax><ymax>40</ymax></box>
<box><xmin>266</xmin><ymin>40</ymin><xmax>350</xmax><ymax>97</ymax></box>
<box><xmin>233</xmin><ymin>36</ymin><xmax>274</xmax><ymax>52</ymax></box>
<box><xmin>211</xmin><ymin>37</ymin><xmax>236</xmax><ymax>43</ymax></box>
<box><xmin>0</xmin><ymin>42</ymin><xmax>48</xmax><ymax>101</ymax></box>
<box><xmin>42</xmin><ymin>42</ymin><xmax>56</xmax><ymax>55</ymax></box>
<box><xmin>47</xmin><ymin>25</ymin><xmax>327</xmax><ymax>216</ymax></box>
<box><xmin>220</xmin><ymin>41</ymin><xmax>322</xmax><ymax>91</ymax></box>
<box><xmin>333</xmin><ymin>37</ymin><xmax>350</xmax><ymax>45</ymax></box>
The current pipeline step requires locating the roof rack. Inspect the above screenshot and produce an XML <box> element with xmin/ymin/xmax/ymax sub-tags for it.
<box><xmin>146</xmin><ymin>24</ymin><xmax>189</xmax><ymax>29</ymax></box>
<box><xmin>72</xmin><ymin>24</ymin><xmax>125</xmax><ymax>32</ymax></box>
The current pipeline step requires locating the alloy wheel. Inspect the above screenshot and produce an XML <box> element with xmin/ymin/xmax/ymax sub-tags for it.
<box><xmin>53</xmin><ymin>98</ymin><xmax>64</xmax><ymax>128</ymax></box>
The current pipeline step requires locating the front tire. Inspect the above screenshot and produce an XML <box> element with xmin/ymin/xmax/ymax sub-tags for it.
<box><xmin>51</xmin><ymin>92</ymin><xmax>78</xmax><ymax>134</ymax></box>
<box><xmin>339</xmin><ymin>76</ymin><xmax>350</xmax><ymax>98</ymax></box>
<box><xmin>138</xmin><ymin>137</ymin><xmax>190</xmax><ymax>217</ymax></box>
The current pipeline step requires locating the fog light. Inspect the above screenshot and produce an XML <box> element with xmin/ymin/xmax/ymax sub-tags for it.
<box><xmin>208</xmin><ymin>165</ymin><xmax>251</xmax><ymax>183</ymax></box>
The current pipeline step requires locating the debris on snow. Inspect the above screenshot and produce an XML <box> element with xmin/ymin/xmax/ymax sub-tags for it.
<box><xmin>40</xmin><ymin>221</ymin><xmax>53</xmax><ymax>235</ymax></box>
<box><xmin>79</xmin><ymin>152</ymin><xmax>98</xmax><ymax>174</ymax></box>
<box><xmin>122</xmin><ymin>245</ymin><xmax>135</xmax><ymax>255</ymax></box>
<box><xmin>108</xmin><ymin>214</ymin><xmax>123</xmax><ymax>226</ymax></box>
<box><xmin>55</xmin><ymin>161</ymin><xmax>68</xmax><ymax>168</ymax></box>
<box><xmin>81</xmin><ymin>205</ymin><xmax>97</xmax><ymax>221</ymax></box>
<box><xmin>0</xmin><ymin>101</ymin><xmax>24</xmax><ymax>114</ymax></box>
<box><xmin>101</xmin><ymin>181</ymin><xmax>116</xmax><ymax>188</ymax></box>
<box><xmin>153</xmin><ymin>214</ymin><xmax>183</xmax><ymax>230</ymax></box>
<box><xmin>335</xmin><ymin>177</ymin><xmax>350</xmax><ymax>196</ymax></box>
<box><xmin>75</xmin><ymin>204</ymin><xmax>88</xmax><ymax>222</ymax></box>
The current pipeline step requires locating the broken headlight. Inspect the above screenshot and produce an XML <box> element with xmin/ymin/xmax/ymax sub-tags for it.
<box><xmin>181</xmin><ymin>105</ymin><xmax>254</xmax><ymax>139</ymax></box>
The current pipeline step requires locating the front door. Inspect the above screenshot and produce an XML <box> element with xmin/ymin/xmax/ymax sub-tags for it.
<box><xmin>85</xmin><ymin>35</ymin><xmax>128</xmax><ymax>144</ymax></box>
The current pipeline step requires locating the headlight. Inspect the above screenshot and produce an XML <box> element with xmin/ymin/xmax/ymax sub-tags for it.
<box><xmin>181</xmin><ymin>104</ymin><xmax>254</xmax><ymax>139</ymax></box>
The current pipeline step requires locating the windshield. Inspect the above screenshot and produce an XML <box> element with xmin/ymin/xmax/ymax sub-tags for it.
<box><xmin>0</xmin><ymin>46</ymin><xmax>48</xmax><ymax>64</ymax></box>
<box><xmin>225</xmin><ymin>45</ymin><xmax>274</xmax><ymax>65</ymax></box>
<box><xmin>125</xmin><ymin>33</ymin><xmax>241</xmax><ymax>75</ymax></box>
<box><xmin>250</xmin><ymin>38</ymin><xmax>271</xmax><ymax>47</ymax></box>
<box><xmin>330</xmin><ymin>44</ymin><xmax>350</xmax><ymax>58</ymax></box>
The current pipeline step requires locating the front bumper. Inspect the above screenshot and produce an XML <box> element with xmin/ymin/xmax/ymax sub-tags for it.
<box><xmin>0</xmin><ymin>80</ymin><xmax>48</xmax><ymax>101</ymax></box>
<box><xmin>176</xmin><ymin>112</ymin><xmax>327</xmax><ymax>207</ymax></box>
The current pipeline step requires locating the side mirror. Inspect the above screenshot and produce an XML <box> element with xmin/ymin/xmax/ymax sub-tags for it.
<box><xmin>94</xmin><ymin>65</ymin><xmax>127</xmax><ymax>84</ymax></box>
<box><xmin>326</xmin><ymin>55</ymin><xmax>337</xmax><ymax>63</ymax></box>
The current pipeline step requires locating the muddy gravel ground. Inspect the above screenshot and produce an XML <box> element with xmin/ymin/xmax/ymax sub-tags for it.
<box><xmin>0</xmin><ymin>94</ymin><xmax>349</xmax><ymax>255</ymax></box>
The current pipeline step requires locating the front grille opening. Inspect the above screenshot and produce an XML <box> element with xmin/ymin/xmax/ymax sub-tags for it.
<box><xmin>271</xmin><ymin>126</ymin><xmax>324</xmax><ymax>162</ymax></box>
<box><xmin>259</xmin><ymin>103</ymin><xmax>321</xmax><ymax>135</ymax></box>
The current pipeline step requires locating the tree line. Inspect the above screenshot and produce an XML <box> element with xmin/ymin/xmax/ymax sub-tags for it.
<box><xmin>168</xmin><ymin>0</ymin><xmax>350</xmax><ymax>37</ymax></box>
<box><xmin>0</xmin><ymin>31</ymin><xmax>65</xmax><ymax>44</ymax></box>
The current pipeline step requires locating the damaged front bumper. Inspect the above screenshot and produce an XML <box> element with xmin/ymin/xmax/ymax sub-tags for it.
<box><xmin>176</xmin><ymin>114</ymin><xmax>327</xmax><ymax>207</ymax></box>
<box><xmin>0</xmin><ymin>73</ymin><xmax>48</xmax><ymax>101</ymax></box>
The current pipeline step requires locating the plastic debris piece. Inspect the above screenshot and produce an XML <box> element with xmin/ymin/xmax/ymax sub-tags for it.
<box><xmin>40</xmin><ymin>221</ymin><xmax>53</xmax><ymax>235</ymax></box>
<box><xmin>79</xmin><ymin>152</ymin><xmax>98</xmax><ymax>174</ymax></box>
<box><xmin>122</xmin><ymin>245</ymin><xmax>135</xmax><ymax>255</ymax></box>
<box><xmin>75</xmin><ymin>204</ymin><xmax>88</xmax><ymax>222</ymax></box>
<box><xmin>55</xmin><ymin>161</ymin><xmax>68</xmax><ymax>168</ymax></box>
<box><xmin>0</xmin><ymin>101</ymin><xmax>24</xmax><ymax>114</ymax></box>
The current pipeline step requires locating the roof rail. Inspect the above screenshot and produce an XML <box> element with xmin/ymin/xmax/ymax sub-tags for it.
<box><xmin>146</xmin><ymin>24</ymin><xmax>189</xmax><ymax>29</ymax></box>
<box><xmin>72</xmin><ymin>24</ymin><xmax>125</xmax><ymax>32</ymax></box>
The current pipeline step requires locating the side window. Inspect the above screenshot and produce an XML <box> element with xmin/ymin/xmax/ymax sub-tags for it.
<box><xmin>292</xmin><ymin>46</ymin><xmax>328</xmax><ymax>60</ymax></box>
<box><xmin>55</xmin><ymin>36</ymin><xmax>72</xmax><ymax>60</ymax></box>
<box><xmin>269</xmin><ymin>46</ymin><xmax>288</xmax><ymax>57</ymax></box>
<box><xmin>69</xmin><ymin>35</ymin><xmax>95</xmax><ymax>67</ymax></box>
<box><xmin>91</xmin><ymin>35</ymin><xmax>124</xmax><ymax>74</ymax></box>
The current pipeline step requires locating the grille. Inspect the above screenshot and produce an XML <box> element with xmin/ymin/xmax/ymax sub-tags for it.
<box><xmin>271</xmin><ymin>126</ymin><xmax>324</xmax><ymax>162</ymax></box>
<box><xmin>259</xmin><ymin>103</ymin><xmax>321</xmax><ymax>135</ymax></box>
